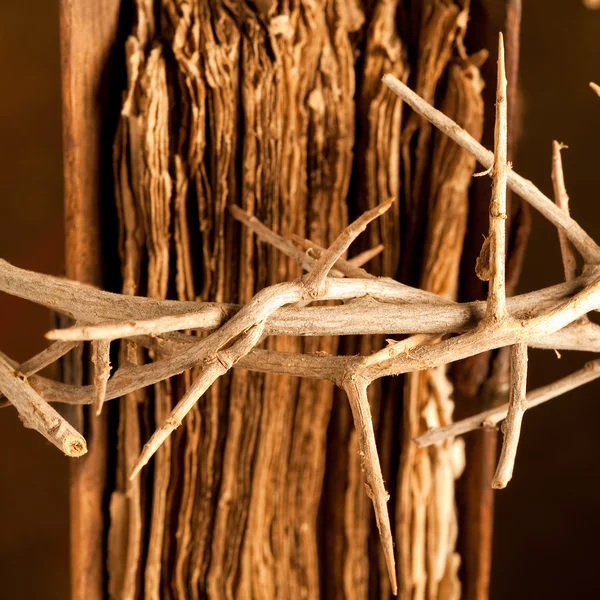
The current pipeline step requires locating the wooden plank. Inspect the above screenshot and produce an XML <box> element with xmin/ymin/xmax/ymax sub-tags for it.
<box><xmin>59</xmin><ymin>1</ymin><xmax>123</xmax><ymax>598</ymax></box>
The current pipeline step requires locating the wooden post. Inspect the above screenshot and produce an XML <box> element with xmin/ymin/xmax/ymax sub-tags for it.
<box><xmin>59</xmin><ymin>1</ymin><xmax>123</xmax><ymax>598</ymax></box>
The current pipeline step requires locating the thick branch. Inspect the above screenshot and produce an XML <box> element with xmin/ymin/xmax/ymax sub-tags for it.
<box><xmin>0</xmin><ymin>353</ymin><xmax>86</xmax><ymax>456</ymax></box>
<box><xmin>362</xmin><ymin>274</ymin><xmax>600</xmax><ymax>380</ymax></box>
<box><xmin>22</xmin><ymin>274</ymin><xmax>600</xmax><ymax>414</ymax></box>
<box><xmin>43</xmin><ymin>270</ymin><xmax>600</xmax><ymax>343</ymax></box>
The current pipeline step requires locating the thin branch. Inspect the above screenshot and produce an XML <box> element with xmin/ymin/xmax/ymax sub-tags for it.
<box><xmin>342</xmin><ymin>373</ymin><xmax>397</xmax><ymax>595</ymax></box>
<box><xmin>486</xmin><ymin>33</ymin><xmax>509</xmax><ymax>323</ymax></box>
<box><xmin>360</xmin><ymin>334</ymin><xmax>436</xmax><ymax>368</ymax></box>
<box><xmin>551</xmin><ymin>141</ymin><xmax>578</xmax><ymax>281</ymax></box>
<box><xmin>416</xmin><ymin>358</ymin><xmax>600</xmax><ymax>448</ymax></box>
<box><xmin>5</xmin><ymin>319</ymin><xmax>600</xmax><ymax>414</ymax></box>
<box><xmin>130</xmin><ymin>322</ymin><xmax>266</xmax><ymax>479</ymax></box>
<box><xmin>590</xmin><ymin>82</ymin><xmax>600</xmax><ymax>97</ymax></box>
<box><xmin>492</xmin><ymin>343</ymin><xmax>528</xmax><ymax>488</ymax></box>
<box><xmin>345</xmin><ymin>245</ymin><xmax>384</xmax><ymax>267</ymax></box>
<box><xmin>0</xmin><ymin>353</ymin><xmax>86</xmax><ymax>456</ymax></box>
<box><xmin>303</xmin><ymin>198</ymin><xmax>394</xmax><ymax>297</ymax></box>
<box><xmin>290</xmin><ymin>234</ymin><xmax>385</xmax><ymax>277</ymax></box>
<box><xmin>228</xmin><ymin>205</ymin><xmax>344</xmax><ymax>277</ymax></box>
<box><xmin>381</xmin><ymin>74</ymin><xmax>600</xmax><ymax>264</ymax></box>
<box><xmin>17</xmin><ymin>341</ymin><xmax>79</xmax><ymax>377</ymax></box>
<box><xmin>91</xmin><ymin>340</ymin><xmax>111</xmax><ymax>415</ymax></box>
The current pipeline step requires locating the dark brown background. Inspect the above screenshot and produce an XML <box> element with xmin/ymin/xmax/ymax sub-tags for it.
<box><xmin>0</xmin><ymin>2</ymin><xmax>599</xmax><ymax>598</ymax></box>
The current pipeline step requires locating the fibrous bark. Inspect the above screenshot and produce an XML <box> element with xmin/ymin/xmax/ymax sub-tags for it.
<box><xmin>53</xmin><ymin>1</ymin><xmax>508</xmax><ymax>598</ymax></box>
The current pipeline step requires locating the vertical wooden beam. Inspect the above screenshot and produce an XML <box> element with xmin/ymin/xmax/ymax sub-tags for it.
<box><xmin>59</xmin><ymin>1</ymin><xmax>122</xmax><ymax>598</ymax></box>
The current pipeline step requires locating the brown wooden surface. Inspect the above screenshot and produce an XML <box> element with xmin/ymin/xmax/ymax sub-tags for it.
<box><xmin>59</xmin><ymin>1</ymin><xmax>122</xmax><ymax>598</ymax></box>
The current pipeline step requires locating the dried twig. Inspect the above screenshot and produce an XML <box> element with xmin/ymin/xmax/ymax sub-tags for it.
<box><xmin>416</xmin><ymin>359</ymin><xmax>600</xmax><ymax>447</ymax></box>
<box><xmin>342</xmin><ymin>373</ymin><xmax>397</xmax><ymax>594</ymax></box>
<box><xmin>485</xmin><ymin>33</ymin><xmax>509</xmax><ymax>323</ymax></box>
<box><xmin>590</xmin><ymin>82</ymin><xmax>600</xmax><ymax>97</ymax></box>
<box><xmin>304</xmin><ymin>198</ymin><xmax>394</xmax><ymax>297</ymax></box>
<box><xmin>551</xmin><ymin>141</ymin><xmax>578</xmax><ymax>281</ymax></box>
<box><xmin>230</xmin><ymin>205</ymin><xmax>448</xmax><ymax>304</ymax></box>
<box><xmin>342</xmin><ymin>244</ymin><xmax>384</xmax><ymax>267</ymax></box>
<box><xmin>0</xmin><ymin>343</ymin><xmax>74</xmax><ymax>407</ymax></box>
<box><xmin>229</xmin><ymin>204</ymin><xmax>344</xmax><ymax>277</ymax></box>
<box><xmin>130</xmin><ymin>322</ymin><xmax>266</xmax><ymax>479</ymax></box>
<box><xmin>381</xmin><ymin>74</ymin><xmax>600</xmax><ymax>264</ymax></box>
<box><xmin>492</xmin><ymin>343</ymin><xmax>528</xmax><ymax>488</ymax></box>
<box><xmin>19</xmin><ymin>341</ymin><xmax>80</xmax><ymax>376</ymax></box>
<box><xmin>0</xmin><ymin>353</ymin><xmax>86</xmax><ymax>456</ymax></box>
<box><xmin>91</xmin><ymin>340</ymin><xmax>111</xmax><ymax>415</ymax></box>
<box><xmin>290</xmin><ymin>234</ymin><xmax>384</xmax><ymax>271</ymax></box>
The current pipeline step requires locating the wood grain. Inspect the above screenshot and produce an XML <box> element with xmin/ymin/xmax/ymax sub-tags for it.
<box><xmin>59</xmin><ymin>1</ymin><xmax>123</xmax><ymax>598</ymax></box>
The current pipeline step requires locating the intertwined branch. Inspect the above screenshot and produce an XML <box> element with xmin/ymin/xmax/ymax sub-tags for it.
<box><xmin>2</xmin><ymin>35</ymin><xmax>600</xmax><ymax>593</ymax></box>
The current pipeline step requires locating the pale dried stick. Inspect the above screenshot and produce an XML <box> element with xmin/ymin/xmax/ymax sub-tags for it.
<box><xmin>228</xmin><ymin>204</ymin><xmax>344</xmax><ymax>277</ymax></box>
<box><xmin>342</xmin><ymin>373</ymin><xmax>397</xmax><ymax>595</ymax></box>
<box><xmin>91</xmin><ymin>340</ymin><xmax>111</xmax><ymax>415</ymax></box>
<box><xmin>130</xmin><ymin>200</ymin><xmax>395</xmax><ymax>480</ymax></box>
<box><xmin>415</xmin><ymin>358</ymin><xmax>600</xmax><ymax>447</ymax></box>
<box><xmin>486</xmin><ymin>33</ymin><xmax>509</xmax><ymax>323</ymax></box>
<box><xmin>25</xmin><ymin>341</ymin><xmax>79</xmax><ymax>375</ymax></box>
<box><xmin>590</xmin><ymin>82</ymin><xmax>600</xmax><ymax>97</ymax></box>
<box><xmin>290</xmin><ymin>233</ymin><xmax>385</xmax><ymax>270</ymax></box>
<box><xmin>130</xmin><ymin>322</ymin><xmax>266</xmax><ymax>479</ymax></box>
<box><xmin>44</xmin><ymin>273</ymin><xmax>600</xmax><ymax>345</ymax></box>
<box><xmin>304</xmin><ymin>198</ymin><xmax>395</xmax><ymax>296</ymax></box>
<box><xmin>47</xmin><ymin>307</ymin><xmax>235</xmax><ymax>342</ymax></box>
<box><xmin>364</xmin><ymin>273</ymin><xmax>600</xmax><ymax>380</ymax></box>
<box><xmin>381</xmin><ymin>74</ymin><xmax>600</xmax><ymax>263</ymax></box>
<box><xmin>360</xmin><ymin>334</ymin><xmax>435</xmax><ymax>367</ymax></box>
<box><xmin>551</xmin><ymin>141</ymin><xmax>578</xmax><ymax>281</ymax></box>
<box><xmin>492</xmin><ymin>343</ymin><xmax>528</xmax><ymax>488</ymax></box>
<box><xmin>0</xmin><ymin>353</ymin><xmax>86</xmax><ymax>456</ymax></box>
<box><xmin>16</xmin><ymin>337</ymin><xmax>600</xmax><ymax>413</ymax></box>
<box><xmin>347</xmin><ymin>245</ymin><xmax>385</xmax><ymax>267</ymax></box>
